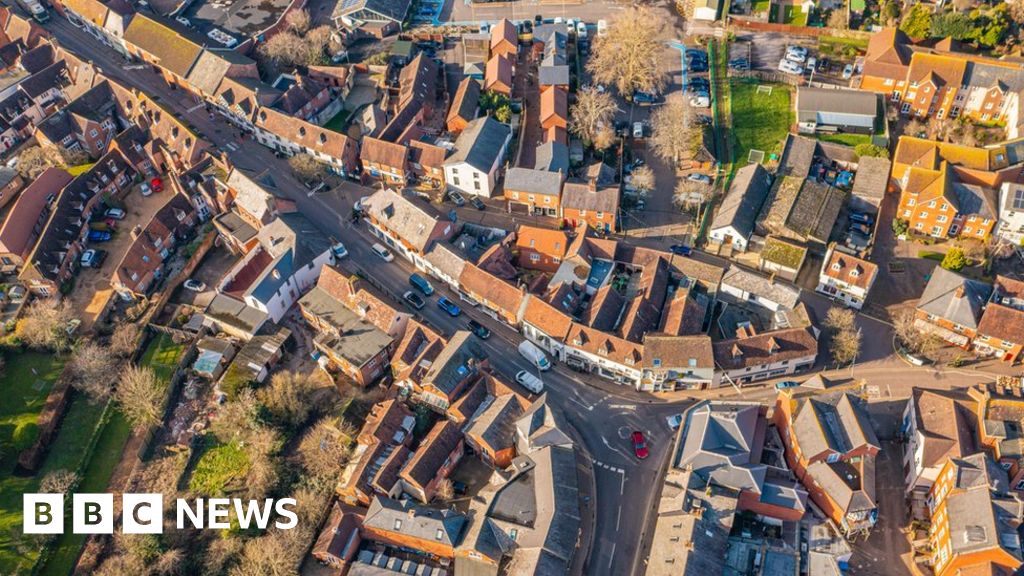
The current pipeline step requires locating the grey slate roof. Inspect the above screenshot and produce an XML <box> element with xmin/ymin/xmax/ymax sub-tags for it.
<box><xmin>807</xmin><ymin>457</ymin><xmax>876</xmax><ymax>515</ymax></box>
<box><xmin>917</xmin><ymin>267</ymin><xmax>993</xmax><ymax>329</ymax></box>
<box><xmin>792</xmin><ymin>393</ymin><xmax>880</xmax><ymax>458</ymax></box>
<box><xmin>534</xmin><ymin>141</ymin><xmax>570</xmax><ymax>174</ymax></box>
<box><xmin>851</xmin><ymin>156</ymin><xmax>891</xmax><ymax>207</ymax></box>
<box><xmin>363</xmin><ymin>496</ymin><xmax>466</xmax><ymax>546</ymax></box>
<box><xmin>249</xmin><ymin>214</ymin><xmax>332</xmax><ymax>303</ymax></box>
<box><xmin>784</xmin><ymin>179</ymin><xmax>845</xmax><ymax>242</ymax></box>
<box><xmin>333</xmin><ymin>0</ymin><xmax>412</xmax><ymax>21</ymax></box>
<box><xmin>205</xmin><ymin>293</ymin><xmax>269</xmax><ymax>335</ymax></box>
<box><xmin>213</xmin><ymin>210</ymin><xmax>258</xmax><ymax>244</ymax></box>
<box><xmin>504</xmin><ymin>167</ymin><xmax>563</xmax><ymax>195</ymax></box>
<box><xmin>952</xmin><ymin>182</ymin><xmax>997</xmax><ymax>220</ymax></box>
<box><xmin>678</xmin><ymin>401</ymin><xmax>764</xmax><ymax>491</ymax></box>
<box><xmin>516</xmin><ymin>395</ymin><xmax>573</xmax><ymax>451</ymax></box>
<box><xmin>721</xmin><ymin>266</ymin><xmax>801</xmax><ymax>310</ymax></box>
<box><xmin>711</xmin><ymin>163</ymin><xmax>771</xmax><ymax>239</ymax></box>
<box><xmin>446</xmin><ymin>116</ymin><xmax>511</xmax><ymax>172</ymax></box>
<box><xmin>300</xmin><ymin>287</ymin><xmax>393</xmax><ymax>366</ymax></box>
<box><xmin>964</xmin><ymin>61</ymin><xmax>1024</xmax><ymax>93</ymax></box>
<box><xmin>363</xmin><ymin>188</ymin><xmax>448</xmax><ymax>252</ymax></box>
<box><xmin>538</xmin><ymin>65</ymin><xmax>570</xmax><ymax>86</ymax></box>
<box><xmin>423</xmin><ymin>331</ymin><xmax>482</xmax><ymax>395</ymax></box>
<box><xmin>561</xmin><ymin>180</ymin><xmax>619</xmax><ymax>214</ymax></box>
<box><xmin>796</xmin><ymin>87</ymin><xmax>879</xmax><ymax>122</ymax></box>
<box><xmin>466</xmin><ymin>394</ymin><xmax>524</xmax><ymax>453</ymax></box>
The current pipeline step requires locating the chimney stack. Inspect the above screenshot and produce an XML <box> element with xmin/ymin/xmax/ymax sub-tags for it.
<box><xmin>588</xmin><ymin>178</ymin><xmax>596</xmax><ymax>193</ymax></box>
<box><xmin>954</xmin><ymin>286</ymin><xmax>966</xmax><ymax>299</ymax></box>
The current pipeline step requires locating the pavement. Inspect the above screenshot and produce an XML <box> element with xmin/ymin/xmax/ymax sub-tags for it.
<box><xmin>46</xmin><ymin>10</ymin><xmax>1024</xmax><ymax>576</ymax></box>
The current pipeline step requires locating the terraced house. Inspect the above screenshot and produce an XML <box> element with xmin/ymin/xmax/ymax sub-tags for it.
<box><xmin>861</xmin><ymin>28</ymin><xmax>1024</xmax><ymax>133</ymax></box>
<box><xmin>892</xmin><ymin>136</ymin><xmax>1016</xmax><ymax>240</ymax></box>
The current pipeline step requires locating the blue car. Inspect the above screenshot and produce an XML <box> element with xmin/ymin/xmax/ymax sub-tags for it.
<box><xmin>437</xmin><ymin>296</ymin><xmax>461</xmax><ymax>317</ymax></box>
<box><xmin>775</xmin><ymin>380</ymin><xmax>800</xmax><ymax>390</ymax></box>
<box><xmin>88</xmin><ymin>230</ymin><xmax>112</xmax><ymax>242</ymax></box>
<box><xmin>633</xmin><ymin>91</ymin><xmax>657</xmax><ymax>104</ymax></box>
<box><xmin>669</xmin><ymin>244</ymin><xmax>692</xmax><ymax>257</ymax></box>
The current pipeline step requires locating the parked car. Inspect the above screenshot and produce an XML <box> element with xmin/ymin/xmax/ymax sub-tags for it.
<box><xmin>669</xmin><ymin>244</ymin><xmax>692</xmax><ymax>256</ymax></box>
<box><xmin>666</xmin><ymin>414</ymin><xmax>683</xmax><ymax>430</ymax></box>
<box><xmin>105</xmin><ymin>207</ymin><xmax>126</xmax><ymax>220</ymax></box>
<box><xmin>576</xmin><ymin>20</ymin><xmax>587</xmax><ymax>38</ymax></box>
<box><xmin>806</xmin><ymin>56</ymin><xmax>817</xmax><ymax>71</ymax></box>
<box><xmin>695</xmin><ymin>114</ymin><xmax>713</xmax><ymax>126</ymax></box>
<box><xmin>778</xmin><ymin>59</ymin><xmax>803</xmax><ymax>75</ymax></box>
<box><xmin>689</xmin><ymin>94</ymin><xmax>710</xmax><ymax>108</ymax></box>
<box><xmin>80</xmin><ymin>249</ymin><xmax>106</xmax><ymax>268</ymax></box>
<box><xmin>728</xmin><ymin>58</ymin><xmax>749</xmax><ymax>70</ymax></box>
<box><xmin>87</xmin><ymin>230</ymin><xmax>112</xmax><ymax>242</ymax></box>
<box><xmin>354</xmin><ymin>196</ymin><xmax>370</xmax><ymax>212</ymax></box>
<box><xmin>632</xmin><ymin>122</ymin><xmax>644</xmax><ymax>138</ymax></box>
<box><xmin>632</xmin><ymin>431</ymin><xmax>649</xmax><ymax>459</ymax></box>
<box><xmin>775</xmin><ymin>380</ymin><xmax>800</xmax><ymax>390</ymax></box>
<box><xmin>371</xmin><ymin>243</ymin><xmax>394</xmax><ymax>262</ymax></box>
<box><xmin>849</xmin><ymin>211</ymin><xmax>875</xmax><ymax>226</ymax></box>
<box><xmin>331</xmin><ymin>242</ymin><xmax>349</xmax><ymax>259</ymax></box>
<box><xmin>437</xmin><ymin>296</ymin><xmax>462</xmax><ymax>317</ymax></box>
<box><xmin>150</xmin><ymin>177</ymin><xmax>164</xmax><ymax>192</ymax></box>
<box><xmin>183</xmin><ymin>279</ymin><xmax>206</xmax><ymax>292</ymax></box>
<box><xmin>452</xmin><ymin>480</ymin><xmax>468</xmax><ymax>495</ymax></box>
<box><xmin>686</xmin><ymin>173</ymin><xmax>711</xmax><ymax>184</ymax></box>
<box><xmin>403</xmin><ymin>290</ymin><xmax>425</xmax><ymax>310</ymax></box>
<box><xmin>785</xmin><ymin>45</ymin><xmax>808</xmax><ymax>62</ymax></box>
<box><xmin>687</xmin><ymin>78</ymin><xmax>710</xmax><ymax>93</ymax></box>
<box><xmin>467</xmin><ymin>319</ymin><xmax>491</xmax><ymax>339</ymax></box>
<box><xmin>515</xmin><ymin>370</ymin><xmax>544</xmax><ymax>394</ymax></box>
<box><xmin>597</xmin><ymin>19</ymin><xmax>607</xmax><ymax>36</ymax></box>
<box><xmin>688</xmin><ymin>59</ymin><xmax>708</xmax><ymax>73</ymax></box>
<box><xmin>448</xmin><ymin>190</ymin><xmax>466</xmax><ymax>207</ymax></box>
<box><xmin>518</xmin><ymin>340</ymin><xmax>551</xmax><ymax>371</ymax></box>
<box><xmin>816</xmin><ymin>58</ymin><xmax>829</xmax><ymax>73</ymax></box>
<box><xmin>409</xmin><ymin>273</ymin><xmax>434</xmax><ymax>295</ymax></box>
<box><xmin>633</xmin><ymin>91</ymin><xmax>657</xmax><ymax>104</ymax></box>
<box><xmin>842</xmin><ymin>63</ymin><xmax>855</xmax><ymax>79</ymax></box>
<box><xmin>140</xmin><ymin>182</ymin><xmax>153</xmax><ymax>196</ymax></box>
<box><xmin>845</xmin><ymin>231</ymin><xmax>871</xmax><ymax>251</ymax></box>
<box><xmin>470</xmin><ymin>196</ymin><xmax>485</xmax><ymax>210</ymax></box>
<box><xmin>848</xmin><ymin>223</ymin><xmax>872</xmax><ymax>235</ymax></box>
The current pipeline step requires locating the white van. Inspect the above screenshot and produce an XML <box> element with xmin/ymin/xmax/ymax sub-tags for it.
<box><xmin>518</xmin><ymin>340</ymin><xmax>551</xmax><ymax>371</ymax></box>
<box><xmin>515</xmin><ymin>370</ymin><xmax>544</xmax><ymax>394</ymax></box>
<box><xmin>371</xmin><ymin>243</ymin><xmax>394</xmax><ymax>262</ymax></box>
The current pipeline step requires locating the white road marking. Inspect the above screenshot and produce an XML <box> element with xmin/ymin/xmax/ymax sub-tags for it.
<box><xmin>608</xmin><ymin>542</ymin><xmax>616</xmax><ymax>569</ymax></box>
<box><xmin>616</xmin><ymin>505</ymin><xmax>622</xmax><ymax>530</ymax></box>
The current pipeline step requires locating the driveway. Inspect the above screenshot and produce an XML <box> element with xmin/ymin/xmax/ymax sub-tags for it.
<box><xmin>170</xmin><ymin>243</ymin><xmax>238</xmax><ymax>309</ymax></box>
<box><xmin>865</xmin><ymin>189</ymin><xmax>935</xmax><ymax>319</ymax></box>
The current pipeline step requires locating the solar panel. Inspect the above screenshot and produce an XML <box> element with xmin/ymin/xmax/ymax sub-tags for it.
<box><xmin>1014</xmin><ymin>188</ymin><xmax>1024</xmax><ymax>210</ymax></box>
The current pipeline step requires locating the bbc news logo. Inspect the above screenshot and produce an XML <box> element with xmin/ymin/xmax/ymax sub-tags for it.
<box><xmin>24</xmin><ymin>494</ymin><xmax>298</xmax><ymax>534</ymax></box>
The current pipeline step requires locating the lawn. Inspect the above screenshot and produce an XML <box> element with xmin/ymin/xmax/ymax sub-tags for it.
<box><xmin>817</xmin><ymin>132</ymin><xmax>873</xmax><ymax>147</ymax></box>
<box><xmin>141</xmin><ymin>333</ymin><xmax>185</xmax><ymax>384</ymax></box>
<box><xmin>782</xmin><ymin>5</ymin><xmax>809</xmax><ymax>25</ymax></box>
<box><xmin>323</xmin><ymin>109</ymin><xmax>351</xmax><ymax>134</ymax></box>
<box><xmin>189</xmin><ymin>440</ymin><xmax>250</xmax><ymax>496</ymax></box>
<box><xmin>918</xmin><ymin>250</ymin><xmax>945</xmax><ymax>262</ymax></box>
<box><xmin>751</xmin><ymin>0</ymin><xmax>771</xmax><ymax>13</ymax></box>
<box><xmin>729</xmin><ymin>80</ymin><xmax>793</xmax><ymax>166</ymax></box>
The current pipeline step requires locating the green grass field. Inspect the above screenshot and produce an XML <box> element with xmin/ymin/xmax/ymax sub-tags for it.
<box><xmin>141</xmin><ymin>333</ymin><xmax>185</xmax><ymax>384</ymax></box>
<box><xmin>190</xmin><ymin>441</ymin><xmax>250</xmax><ymax>496</ymax></box>
<box><xmin>729</xmin><ymin>81</ymin><xmax>794</xmax><ymax>166</ymax></box>
<box><xmin>323</xmin><ymin>109</ymin><xmax>351</xmax><ymax>134</ymax></box>
<box><xmin>817</xmin><ymin>132</ymin><xmax>873</xmax><ymax>147</ymax></box>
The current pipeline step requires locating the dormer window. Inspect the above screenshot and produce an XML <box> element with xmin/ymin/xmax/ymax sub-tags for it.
<box><xmin>298</xmin><ymin>126</ymin><xmax>307</xmax><ymax>137</ymax></box>
<box><xmin>850</xmin><ymin>267</ymin><xmax>861</xmax><ymax>277</ymax></box>
<box><xmin>832</xmin><ymin>262</ymin><xmax>842</xmax><ymax>272</ymax></box>
<box><xmin>653</xmin><ymin>358</ymin><xmax>662</xmax><ymax>367</ymax></box>
<box><xmin>319</xmin><ymin>133</ymin><xmax>327</xmax><ymax>144</ymax></box>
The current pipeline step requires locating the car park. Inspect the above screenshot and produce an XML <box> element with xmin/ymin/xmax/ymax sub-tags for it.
<box><xmin>403</xmin><ymin>290</ymin><xmax>425</xmax><ymax>310</ymax></box>
<box><xmin>686</xmin><ymin>173</ymin><xmax>711</xmax><ymax>184</ymax></box>
<box><xmin>87</xmin><ymin>230</ymin><xmax>112</xmax><ymax>242</ymax></box>
<box><xmin>184</xmin><ymin>279</ymin><xmax>206</xmax><ymax>292</ymax></box>
<box><xmin>467</xmin><ymin>319</ymin><xmax>491</xmax><ymax>339</ymax></box>
<box><xmin>669</xmin><ymin>244</ymin><xmax>692</xmax><ymax>256</ymax></box>
<box><xmin>775</xmin><ymin>380</ymin><xmax>800</xmax><ymax>390</ymax></box>
<box><xmin>80</xmin><ymin>249</ymin><xmax>106</xmax><ymax>268</ymax></box>
<box><xmin>632</xmin><ymin>431</ymin><xmax>649</xmax><ymax>459</ymax></box>
<box><xmin>331</xmin><ymin>242</ymin><xmax>349</xmax><ymax>259</ymax></box>
<box><xmin>470</xmin><ymin>196</ymin><xmax>485</xmax><ymax>210</ymax></box>
<box><xmin>105</xmin><ymin>207</ymin><xmax>125</xmax><ymax>220</ymax></box>
<box><xmin>371</xmin><ymin>243</ymin><xmax>394</xmax><ymax>262</ymax></box>
<box><xmin>437</xmin><ymin>296</ymin><xmax>461</xmax><ymax>317</ymax></box>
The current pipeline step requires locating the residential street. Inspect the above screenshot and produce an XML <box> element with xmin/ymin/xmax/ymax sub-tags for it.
<box><xmin>42</xmin><ymin>12</ymin><xmax>1024</xmax><ymax>576</ymax></box>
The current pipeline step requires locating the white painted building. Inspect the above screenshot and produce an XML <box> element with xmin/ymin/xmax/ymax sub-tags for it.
<box><xmin>815</xmin><ymin>246</ymin><xmax>879</xmax><ymax>310</ymax></box>
<box><xmin>997</xmin><ymin>182</ymin><xmax>1024</xmax><ymax>245</ymax></box>
<box><xmin>443</xmin><ymin>116</ymin><xmax>511</xmax><ymax>198</ymax></box>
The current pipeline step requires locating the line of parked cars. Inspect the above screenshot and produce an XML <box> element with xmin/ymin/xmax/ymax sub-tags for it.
<box><xmin>778</xmin><ymin>45</ymin><xmax>855</xmax><ymax>79</ymax></box>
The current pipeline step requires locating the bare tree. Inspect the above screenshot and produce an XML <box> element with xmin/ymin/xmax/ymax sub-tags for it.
<box><xmin>649</xmin><ymin>95</ymin><xmax>699</xmax><ymax>165</ymax></box>
<box><xmin>298</xmin><ymin>417</ymin><xmax>354</xmax><ymax>483</ymax></box>
<box><xmin>569</xmin><ymin>88</ymin><xmax>619</xmax><ymax>145</ymax></box>
<box><xmin>435</xmin><ymin>478</ymin><xmax>455</xmax><ymax>502</ymax></box>
<box><xmin>69</xmin><ymin>341</ymin><xmax>118</xmax><ymax>401</ymax></box>
<box><xmin>116</xmin><ymin>365</ymin><xmax>164</xmax><ymax>430</ymax></box>
<box><xmin>230</xmin><ymin>526</ymin><xmax>308</xmax><ymax>576</ymax></box>
<box><xmin>287</xmin><ymin>153</ymin><xmax>323</xmax><ymax>183</ymax></box>
<box><xmin>152</xmin><ymin>549</ymin><xmax>184</xmax><ymax>576</ymax></box>
<box><xmin>260</xmin><ymin>25</ymin><xmax>329</xmax><ymax>67</ymax></box>
<box><xmin>904</xmin><ymin>118</ymin><xmax>926</xmax><ymax>138</ymax></box>
<box><xmin>15</xmin><ymin>146</ymin><xmax>61</xmax><ymax>179</ymax></box>
<box><xmin>893</xmin><ymin>308</ymin><xmax>944</xmax><ymax>358</ymax></box>
<box><xmin>260</xmin><ymin>370</ymin><xmax>337</xmax><ymax>428</ymax></box>
<box><xmin>592</xmin><ymin>126</ymin><xmax>617</xmax><ymax>151</ymax></box>
<box><xmin>630</xmin><ymin>165</ymin><xmax>656</xmax><ymax>195</ymax></box>
<box><xmin>587</xmin><ymin>7</ymin><xmax>668</xmax><ymax>97</ymax></box>
<box><xmin>284</xmin><ymin>9</ymin><xmax>310</xmax><ymax>33</ymax></box>
<box><xmin>39</xmin><ymin>469</ymin><xmax>79</xmax><ymax>495</ymax></box>
<box><xmin>109</xmin><ymin>324</ymin><xmax>141</xmax><ymax>358</ymax></box>
<box><xmin>210</xmin><ymin>389</ymin><xmax>263</xmax><ymax>443</ymax></box>
<box><xmin>673</xmin><ymin>179</ymin><xmax>712</xmax><ymax>222</ymax></box>
<box><xmin>1010</xmin><ymin>0</ymin><xmax>1024</xmax><ymax>24</ymax></box>
<box><xmin>827</xmin><ymin>5</ymin><xmax>848</xmax><ymax>29</ymax></box>
<box><xmin>830</xmin><ymin>328</ymin><xmax>862</xmax><ymax>367</ymax></box>
<box><xmin>824</xmin><ymin>306</ymin><xmax>856</xmax><ymax>334</ymax></box>
<box><xmin>17</xmin><ymin>299</ymin><xmax>75</xmax><ymax>352</ymax></box>
<box><xmin>203</xmin><ymin>538</ymin><xmax>243</xmax><ymax>576</ymax></box>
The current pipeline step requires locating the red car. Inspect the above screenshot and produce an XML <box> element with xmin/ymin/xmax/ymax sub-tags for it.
<box><xmin>150</xmin><ymin>177</ymin><xmax>164</xmax><ymax>192</ymax></box>
<box><xmin>632</xmin><ymin>431</ymin><xmax>649</xmax><ymax>459</ymax></box>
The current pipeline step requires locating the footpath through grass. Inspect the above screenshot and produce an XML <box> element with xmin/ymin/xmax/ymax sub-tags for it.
<box><xmin>729</xmin><ymin>80</ymin><xmax>793</xmax><ymax>167</ymax></box>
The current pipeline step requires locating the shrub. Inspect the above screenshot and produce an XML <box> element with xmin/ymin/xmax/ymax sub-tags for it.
<box><xmin>12</xmin><ymin>421</ymin><xmax>39</xmax><ymax>450</ymax></box>
<box><xmin>892</xmin><ymin>218</ymin><xmax>909</xmax><ymax>236</ymax></box>
<box><xmin>941</xmin><ymin>247</ymin><xmax>968</xmax><ymax>271</ymax></box>
<box><xmin>854</xmin><ymin>143</ymin><xmax>889</xmax><ymax>159</ymax></box>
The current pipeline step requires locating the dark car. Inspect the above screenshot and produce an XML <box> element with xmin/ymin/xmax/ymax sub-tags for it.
<box><xmin>632</xmin><ymin>431</ymin><xmax>649</xmax><ymax>459</ymax></box>
<box><xmin>437</xmin><ymin>296</ymin><xmax>461</xmax><ymax>317</ymax></box>
<box><xmin>448</xmin><ymin>190</ymin><xmax>466</xmax><ymax>207</ymax></box>
<box><xmin>669</xmin><ymin>244</ymin><xmax>692</xmax><ymax>257</ymax></box>
<box><xmin>775</xmin><ymin>380</ymin><xmax>800</xmax><ymax>390</ymax></box>
<box><xmin>452</xmin><ymin>480</ymin><xmax>468</xmax><ymax>495</ymax></box>
<box><xmin>728</xmin><ymin>58</ymin><xmax>749</xmax><ymax>70</ymax></box>
<box><xmin>87</xmin><ymin>230</ymin><xmax>112</xmax><ymax>242</ymax></box>
<box><xmin>633</xmin><ymin>91</ymin><xmax>658</xmax><ymax>104</ymax></box>
<box><xmin>403</xmin><ymin>290</ymin><xmax>425</xmax><ymax>310</ymax></box>
<box><xmin>848</xmin><ymin>223</ymin><xmax>872</xmax><ymax>235</ymax></box>
<box><xmin>849</xmin><ymin>212</ymin><xmax>875</xmax><ymax>226</ymax></box>
<box><xmin>470</xmin><ymin>196</ymin><xmax>485</xmax><ymax>210</ymax></box>
<box><xmin>817</xmin><ymin>58</ymin><xmax>829</xmax><ymax>73</ymax></box>
<box><xmin>687</xmin><ymin>78</ymin><xmax>710</xmax><ymax>93</ymax></box>
<box><xmin>688</xmin><ymin>60</ymin><xmax>708</xmax><ymax>73</ymax></box>
<box><xmin>467</xmin><ymin>319</ymin><xmax>491</xmax><ymax>339</ymax></box>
